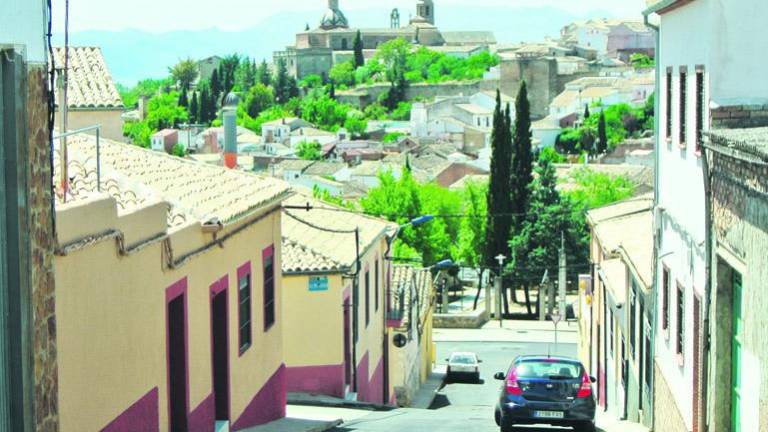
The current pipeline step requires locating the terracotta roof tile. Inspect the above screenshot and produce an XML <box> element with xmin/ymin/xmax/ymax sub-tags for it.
<box><xmin>52</xmin><ymin>47</ymin><xmax>123</xmax><ymax>109</ymax></box>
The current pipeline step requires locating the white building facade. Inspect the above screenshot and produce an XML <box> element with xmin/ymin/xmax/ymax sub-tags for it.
<box><xmin>646</xmin><ymin>1</ymin><xmax>768</xmax><ymax>431</ymax></box>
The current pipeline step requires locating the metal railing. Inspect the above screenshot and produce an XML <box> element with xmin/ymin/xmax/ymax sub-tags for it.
<box><xmin>53</xmin><ymin>124</ymin><xmax>101</xmax><ymax>200</ymax></box>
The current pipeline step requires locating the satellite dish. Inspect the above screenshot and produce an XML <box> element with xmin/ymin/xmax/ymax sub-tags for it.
<box><xmin>393</xmin><ymin>333</ymin><xmax>407</xmax><ymax>348</ymax></box>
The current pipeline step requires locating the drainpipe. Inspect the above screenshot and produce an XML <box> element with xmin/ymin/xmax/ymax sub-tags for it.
<box><xmin>643</xmin><ymin>12</ymin><xmax>660</xmax><ymax>430</ymax></box>
<box><xmin>352</xmin><ymin>228</ymin><xmax>360</xmax><ymax>394</ymax></box>
<box><xmin>701</xmin><ymin>141</ymin><xmax>713</xmax><ymax>432</ymax></box>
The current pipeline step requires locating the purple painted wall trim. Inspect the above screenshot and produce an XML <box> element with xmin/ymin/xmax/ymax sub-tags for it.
<box><xmin>231</xmin><ymin>364</ymin><xmax>286</xmax><ymax>431</ymax></box>
<box><xmin>355</xmin><ymin>352</ymin><xmax>369</xmax><ymax>402</ymax></box>
<box><xmin>165</xmin><ymin>278</ymin><xmax>190</xmax><ymax>432</ymax></box>
<box><xmin>286</xmin><ymin>364</ymin><xmax>345</xmax><ymax>398</ymax></box>
<box><xmin>187</xmin><ymin>393</ymin><xmax>215</xmax><ymax>432</ymax></box>
<box><xmin>386</xmin><ymin>319</ymin><xmax>402</xmax><ymax>328</ymax></box>
<box><xmin>100</xmin><ymin>387</ymin><xmax>159</xmax><ymax>432</ymax></box>
<box><xmin>368</xmin><ymin>356</ymin><xmax>385</xmax><ymax>404</ymax></box>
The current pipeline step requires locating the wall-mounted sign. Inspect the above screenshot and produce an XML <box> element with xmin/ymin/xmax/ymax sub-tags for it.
<box><xmin>309</xmin><ymin>276</ymin><xmax>329</xmax><ymax>292</ymax></box>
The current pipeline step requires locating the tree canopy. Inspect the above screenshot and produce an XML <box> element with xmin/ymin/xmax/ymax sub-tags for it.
<box><xmin>169</xmin><ymin>59</ymin><xmax>198</xmax><ymax>91</ymax></box>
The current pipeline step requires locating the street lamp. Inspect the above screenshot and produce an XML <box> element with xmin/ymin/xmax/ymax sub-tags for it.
<box><xmin>495</xmin><ymin>254</ymin><xmax>506</xmax><ymax>328</ymax></box>
<box><xmin>384</xmin><ymin>215</ymin><xmax>434</xmax><ymax>260</ymax></box>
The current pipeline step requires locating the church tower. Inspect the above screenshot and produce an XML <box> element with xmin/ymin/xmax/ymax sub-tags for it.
<box><xmin>320</xmin><ymin>0</ymin><xmax>349</xmax><ymax>30</ymax></box>
<box><xmin>416</xmin><ymin>0</ymin><xmax>435</xmax><ymax>25</ymax></box>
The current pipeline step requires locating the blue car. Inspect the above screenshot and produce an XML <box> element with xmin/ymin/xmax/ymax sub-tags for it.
<box><xmin>493</xmin><ymin>355</ymin><xmax>596</xmax><ymax>432</ymax></box>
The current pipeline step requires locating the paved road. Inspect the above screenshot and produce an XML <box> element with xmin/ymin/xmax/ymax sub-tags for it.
<box><xmin>331</xmin><ymin>341</ymin><xmax>581</xmax><ymax>432</ymax></box>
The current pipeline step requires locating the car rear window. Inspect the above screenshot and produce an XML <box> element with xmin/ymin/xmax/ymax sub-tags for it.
<box><xmin>450</xmin><ymin>354</ymin><xmax>476</xmax><ymax>364</ymax></box>
<box><xmin>514</xmin><ymin>360</ymin><xmax>582</xmax><ymax>379</ymax></box>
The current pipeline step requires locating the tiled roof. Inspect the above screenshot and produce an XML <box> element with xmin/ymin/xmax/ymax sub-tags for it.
<box><xmin>599</xmin><ymin>258</ymin><xmax>627</xmax><ymax>304</ymax></box>
<box><xmin>304</xmin><ymin>161</ymin><xmax>346</xmax><ymax>176</ymax></box>
<box><xmin>52</xmin><ymin>47</ymin><xmax>123</xmax><ymax>109</ymax></box>
<box><xmin>456</xmin><ymin>104</ymin><xmax>492</xmax><ymax>115</ymax></box>
<box><xmin>706</xmin><ymin>127</ymin><xmax>768</xmax><ymax>160</ymax></box>
<box><xmin>281</xmin><ymin>194</ymin><xmax>394</xmax><ymax>273</ymax></box>
<box><xmin>441</xmin><ymin>31</ymin><xmax>497</xmax><ymax>45</ymax></box>
<box><xmin>281</xmin><ymin>240</ymin><xmax>342</xmax><ymax>273</ymax></box>
<box><xmin>54</xmin><ymin>134</ymin><xmax>291</xmax><ymax>227</ymax></box>
<box><xmin>390</xmin><ymin>265</ymin><xmax>434</xmax><ymax>330</ymax></box>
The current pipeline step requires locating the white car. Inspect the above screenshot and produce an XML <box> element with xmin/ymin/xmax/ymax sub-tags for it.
<box><xmin>446</xmin><ymin>352</ymin><xmax>482</xmax><ymax>382</ymax></box>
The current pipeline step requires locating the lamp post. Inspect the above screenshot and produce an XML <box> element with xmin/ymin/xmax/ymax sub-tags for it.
<box><xmin>434</xmin><ymin>259</ymin><xmax>454</xmax><ymax>313</ymax></box>
<box><xmin>384</xmin><ymin>215</ymin><xmax>434</xmax><ymax>261</ymax></box>
<box><xmin>495</xmin><ymin>254</ymin><xmax>506</xmax><ymax>328</ymax></box>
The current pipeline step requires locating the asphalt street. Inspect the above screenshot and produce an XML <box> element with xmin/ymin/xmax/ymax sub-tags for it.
<box><xmin>331</xmin><ymin>341</ymin><xmax>582</xmax><ymax>432</ymax></box>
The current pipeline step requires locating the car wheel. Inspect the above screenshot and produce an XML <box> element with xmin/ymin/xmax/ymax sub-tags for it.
<box><xmin>474</xmin><ymin>372</ymin><xmax>480</xmax><ymax>382</ymax></box>
<box><xmin>574</xmin><ymin>421</ymin><xmax>595</xmax><ymax>432</ymax></box>
<box><xmin>494</xmin><ymin>409</ymin><xmax>501</xmax><ymax>426</ymax></box>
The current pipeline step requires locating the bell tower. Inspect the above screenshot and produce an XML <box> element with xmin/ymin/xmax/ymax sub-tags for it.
<box><xmin>416</xmin><ymin>0</ymin><xmax>435</xmax><ymax>25</ymax></box>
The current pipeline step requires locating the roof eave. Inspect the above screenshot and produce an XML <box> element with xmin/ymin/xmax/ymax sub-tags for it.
<box><xmin>643</xmin><ymin>0</ymin><xmax>694</xmax><ymax>16</ymax></box>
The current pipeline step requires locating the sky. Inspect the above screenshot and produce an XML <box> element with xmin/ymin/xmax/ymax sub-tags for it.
<box><xmin>51</xmin><ymin>0</ymin><xmax>647</xmax><ymax>33</ymax></box>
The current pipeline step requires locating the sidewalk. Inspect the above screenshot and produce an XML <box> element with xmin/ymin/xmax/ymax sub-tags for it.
<box><xmin>409</xmin><ymin>365</ymin><xmax>447</xmax><ymax>409</ymax></box>
<box><xmin>434</xmin><ymin>318</ymin><xmax>579</xmax><ymax>344</ymax></box>
<box><xmin>287</xmin><ymin>392</ymin><xmax>392</xmax><ymax>411</ymax></box>
<box><xmin>596</xmin><ymin>410</ymin><xmax>650</xmax><ymax>432</ymax></box>
<box><xmin>241</xmin><ymin>404</ymin><xmax>373</xmax><ymax>432</ymax></box>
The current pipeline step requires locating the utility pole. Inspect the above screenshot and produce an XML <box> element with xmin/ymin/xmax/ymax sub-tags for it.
<box><xmin>558</xmin><ymin>232</ymin><xmax>567</xmax><ymax>318</ymax></box>
<box><xmin>539</xmin><ymin>270</ymin><xmax>548</xmax><ymax>321</ymax></box>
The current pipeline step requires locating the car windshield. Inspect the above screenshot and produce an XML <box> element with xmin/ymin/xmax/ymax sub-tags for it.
<box><xmin>514</xmin><ymin>360</ymin><xmax>581</xmax><ymax>379</ymax></box>
<box><xmin>450</xmin><ymin>354</ymin><xmax>476</xmax><ymax>364</ymax></box>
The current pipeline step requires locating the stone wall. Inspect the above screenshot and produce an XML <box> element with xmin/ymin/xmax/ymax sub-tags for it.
<box><xmin>708</xmin><ymin>135</ymin><xmax>768</xmax><ymax>432</ymax></box>
<box><xmin>653</xmin><ymin>362</ymin><xmax>688</xmax><ymax>432</ymax></box>
<box><xmin>337</xmin><ymin>80</ymin><xmax>498</xmax><ymax>109</ymax></box>
<box><xmin>28</xmin><ymin>66</ymin><xmax>59</xmax><ymax>431</ymax></box>
<box><xmin>711</xmin><ymin>104</ymin><xmax>768</xmax><ymax>129</ymax></box>
<box><xmin>433</xmin><ymin>309</ymin><xmax>488</xmax><ymax>329</ymax></box>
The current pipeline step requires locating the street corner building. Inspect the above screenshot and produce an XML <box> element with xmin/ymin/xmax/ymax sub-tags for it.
<box><xmin>280</xmin><ymin>194</ymin><xmax>398</xmax><ymax>404</ymax></box>
<box><xmin>645</xmin><ymin>0</ymin><xmax>768</xmax><ymax>431</ymax></box>
<box><xmin>52</xmin><ymin>134</ymin><xmax>293</xmax><ymax>431</ymax></box>
<box><xmin>581</xmin><ymin>194</ymin><xmax>654</xmax><ymax>429</ymax></box>
<box><xmin>387</xmin><ymin>265</ymin><xmax>437</xmax><ymax>407</ymax></box>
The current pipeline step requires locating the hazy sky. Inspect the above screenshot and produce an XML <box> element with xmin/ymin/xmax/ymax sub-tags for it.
<box><xmin>52</xmin><ymin>0</ymin><xmax>647</xmax><ymax>33</ymax></box>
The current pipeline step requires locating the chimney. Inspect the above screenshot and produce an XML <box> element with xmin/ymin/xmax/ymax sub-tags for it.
<box><xmin>138</xmin><ymin>96</ymin><xmax>149</xmax><ymax>121</ymax></box>
<box><xmin>223</xmin><ymin>92</ymin><xmax>239</xmax><ymax>169</ymax></box>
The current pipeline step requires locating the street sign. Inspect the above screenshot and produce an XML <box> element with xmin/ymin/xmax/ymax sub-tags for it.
<box><xmin>308</xmin><ymin>276</ymin><xmax>329</xmax><ymax>292</ymax></box>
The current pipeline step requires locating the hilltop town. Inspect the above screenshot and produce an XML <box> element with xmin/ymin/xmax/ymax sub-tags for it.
<box><xmin>6</xmin><ymin>0</ymin><xmax>767</xmax><ymax>432</ymax></box>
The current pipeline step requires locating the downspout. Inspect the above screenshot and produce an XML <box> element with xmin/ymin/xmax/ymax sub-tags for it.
<box><xmin>643</xmin><ymin>12</ymin><xmax>660</xmax><ymax>430</ymax></box>
<box><xmin>701</xmin><ymin>141</ymin><xmax>712</xmax><ymax>432</ymax></box>
<box><xmin>352</xmin><ymin>227</ymin><xmax>360</xmax><ymax>394</ymax></box>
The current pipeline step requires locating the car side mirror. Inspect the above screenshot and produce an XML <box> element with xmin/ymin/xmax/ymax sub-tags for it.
<box><xmin>478</xmin><ymin>359</ymin><xmax>483</xmax><ymax>363</ymax></box>
<box><xmin>589</xmin><ymin>376</ymin><xmax>597</xmax><ymax>383</ymax></box>
<box><xmin>445</xmin><ymin>358</ymin><xmax>449</xmax><ymax>362</ymax></box>
<box><xmin>494</xmin><ymin>372</ymin><xmax>505</xmax><ymax>380</ymax></box>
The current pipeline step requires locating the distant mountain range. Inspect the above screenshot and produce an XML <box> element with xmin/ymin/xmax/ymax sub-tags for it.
<box><xmin>53</xmin><ymin>5</ymin><xmax>616</xmax><ymax>86</ymax></box>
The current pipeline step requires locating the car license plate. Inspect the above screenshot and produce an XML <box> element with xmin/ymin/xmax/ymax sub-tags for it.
<box><xmin>534</xmin><ymin>410</ymin><xmax>564</xmax><ymax>419</ymax></box>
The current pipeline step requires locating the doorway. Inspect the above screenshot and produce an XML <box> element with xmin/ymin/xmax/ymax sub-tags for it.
<box><xmin>211</xmin><ymin>287</ymin><xmax>230</xmax><ymax>423</ymax></box>
<box><xmin>168</xmin><ymin>294</ymin><xmax>188</xmax><ymax>432</ymax></box>
<box><xmin>344</xmin><ymin>298</ymin><xmax>352</xmax><ymax>387</ymax></box>
<box><xmin>731</xmin><ymin>272</ymin><xmax>743</xmax><ymax>432</ymax></box>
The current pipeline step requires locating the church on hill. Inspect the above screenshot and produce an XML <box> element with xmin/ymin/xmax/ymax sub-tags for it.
<box><xmin>273</xmin><ymin>0</ymin><xmax>496</xmax><ymax>80</ymax></box>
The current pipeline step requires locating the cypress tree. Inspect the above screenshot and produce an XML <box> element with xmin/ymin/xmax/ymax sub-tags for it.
<box><xmin>178</xmin><ymin>90</ymin><xmax>188</xmax><ymax>108</ymax></box>
<box><xmin>274</xmin><ymin>58</ymin><xmax>289</xmax><ymax>104</ymax></box>
<box><xmin>353</xmin><ymin>30</ymin><xmax>365</xmax><ymax>68</ymax></box>
<box><xmin>485</xmin><ymin>89</ymin><xmax>513</xmax><ymax>270</ymax></box>
<box><xmin>211</xmin><ymin>69</ymin><xmax>221</xmax><ymax>99</ymax></box>
<box><xmin>329</xmin><ymin>80</ymin><xmax>336</xmax><ymax>100</ymax></box>
<box><xmin>598</xmin><ymin>111</ymin><xmax>608</xmax><ymax>154</ymax></box>
<box><xmin>198</xmin><ymin>86</ymin><xmax>211</xmax><ymax>124</ymax></box>
<box><xmin>189</xmin><ymin>92</ymin><xmax>199</xmax><ymax>123</ymax></box>
<box><xmin>511</xmin><ymin>80</ymin><xmax>534</xmax><ymax>225</ymax></box>
<box><xmin>584</xmin><ymin>104</ymin><xmax>590</xmax><ymax>120</ymax></box>
<box><xmin>258</xmin><ymin>59</ymin><xmax>272</xmax><ymax>87</ymax></box>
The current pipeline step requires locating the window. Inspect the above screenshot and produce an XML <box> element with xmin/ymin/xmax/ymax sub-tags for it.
<box><xmin>630</xmin><ymin>284</ymin><xmax>636</xmax><ymax>357</ymax></box>
<box><xmin>365</xmin><ymin>270</ymin><xmax>370</xmax><ymax>327</ymax></box>
<box><xmin>676</xmin><ymin>283</ymin><xmax>685</xmax><ymax>357</ymax></box>
<box><xmin>263</xmin><ymin>246</ymin><xmax>275</xmax><ymax>331</ymax></box>
<box><xmin>238</xmin><ymin>270</ymin><xmax>252</xmax><ymax>353</ymax></box>
<box><xmin>609</xmin><ymin>310</ymin><xmax>614</xmax><ymax>355</ymax></box>
<box><xmin>662</xmin><ymin>266</ymin><xmax>670</xmax><ymax>331</ymax></box>
<box><xmin>374</xmin><ymin>260</ymin><xmax>379</xmax><ymax>312</ymax></box>
<box><xmin>679</xmin><ymin>67</ymin><xmax>688</xmax><ymax>145</ymax></box>
<box><xmin>695</xmin><ymin>68</ymin><xmax>705</xmax><ymax>152</ymax></box>
<box><xmin>666</xmin><ymin>68</ymin><xmax>672</xmax><ymax>140</ymax></box>
<box><xmin>645</xmin><ymin>325</ymin><xmax>652</xmax><ymax>387</ymax></box>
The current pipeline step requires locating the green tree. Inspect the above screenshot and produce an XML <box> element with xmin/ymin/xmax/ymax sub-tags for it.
<box><xmin>329</xmin><ymin>61</ymin><xmax>356</xmax><ymax>87</ymax></box>
<box><xmin>218</xmin><ymin>54</ymin><xmax>240</xmax><ymax>94</ymax></box>
<box><xmin>508</xmin><ymin>158</ymin><xmax>589</xmax><ymax>314</ymax></box>
<box><xmin>117</xmin><ymin>78</ymin><xmax>170</xmax><ymax>108</ymax></box>
<box><xmin>211</xmin><ymin>69</ymin><xmax>222</xmax><ymax>99</ymax></box>
<box><xmin>630</xmin><ymin>53</ymin><xmax>655</xmax><ymax>69</ymax></box>
<box><xmin>169</xmin><ymin>58</ymin><xmax>199</xmax><ymax>91</ymax></box>
<box><xmin>485</xmin><ymin>90</ymin><xmax>513</xmax><ymax>271</ymax></box>
<box><xmin>235</xmin><ymin>58</ymin><xmax>257</xmax><ymax>91</ymax></box>
<box><xmin>257</xmin><ymin>59</ymin><xmax>272</xmax><ymax>87</ymax></box>
<box><xmin>296</xmin><ymin>140</ymin><xmax>323</xmax><ymax>160</ymax></box>
<box><xmin>122</xmin><ymin>121</ymin><xmax>153</xmax><ymax>147</ymax></box>
<box><xmin>273</xmin><ymin>58</ymin><xmax>296</xmax><ymax>104</ymax></box>
<box><xmin>243</xmin><ymin>83</ymin><xmax>274</xmax><ymax>118</ymax></box>
<box><xmin>511</xmin><ymin>80</ymin><xmax>534</xmax><ymax>229</ymax></box>
<box><xmin>146</xmin><ymin>92</ymin><xmax>189</xmax><ymax>130</ymax></box>
<box><xmin>343</xmin><ymin>112</ymin><xmax>368</xmax><ymax>137</ymax></box>
<box><xmin>189</xmin><ymin>92</ymin><xmax>199</xmax><ymax>123</ymax></box>
<box><xmin>597</xmin><ymin>111</ymin><xmax>608</xmax><ymax>154</ymax></box>
<box><xmin>171</xmin><ymin>144</ymin><xmax>186</xmax><ymax>157</ymax></box>
<box><xmin>353</xmin><ymin>30</ymin><xmax>365</xmax><ymax>68</ymax></box>
<box><xmin>538</xmin><ymin>147</ymin><xmax>566</xmax><ymax>164</ymax></box>
<box><xmin>177</xmin><ymin>90</ymin><xmax>188</xmax><ymax>108</ymax></box>
<box><xmin>455</xmin><ymin>179</ymin><xmax>489</xmax><ymax>309</ymax></box>
<box><xmin>564</xmin><ymin>168</ymin><xmax>635</xmax><ymax>210</ymax></box>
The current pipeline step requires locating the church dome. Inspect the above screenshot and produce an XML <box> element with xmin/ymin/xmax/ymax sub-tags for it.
<box><xmin>320</xmin><ymin>0</ymin><xmax>349</xmax><ymax>30</ymax></box>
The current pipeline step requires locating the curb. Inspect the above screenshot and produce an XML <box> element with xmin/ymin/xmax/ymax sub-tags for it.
<box><xmin>308</xmin><ymin>419</ymin><xmax>343</xmax><ymax>432</ymax></box>
<box><xmin>288</xmin><ymin>396</ymin><xmax>394</xmax><ymax>412</ymax></box>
